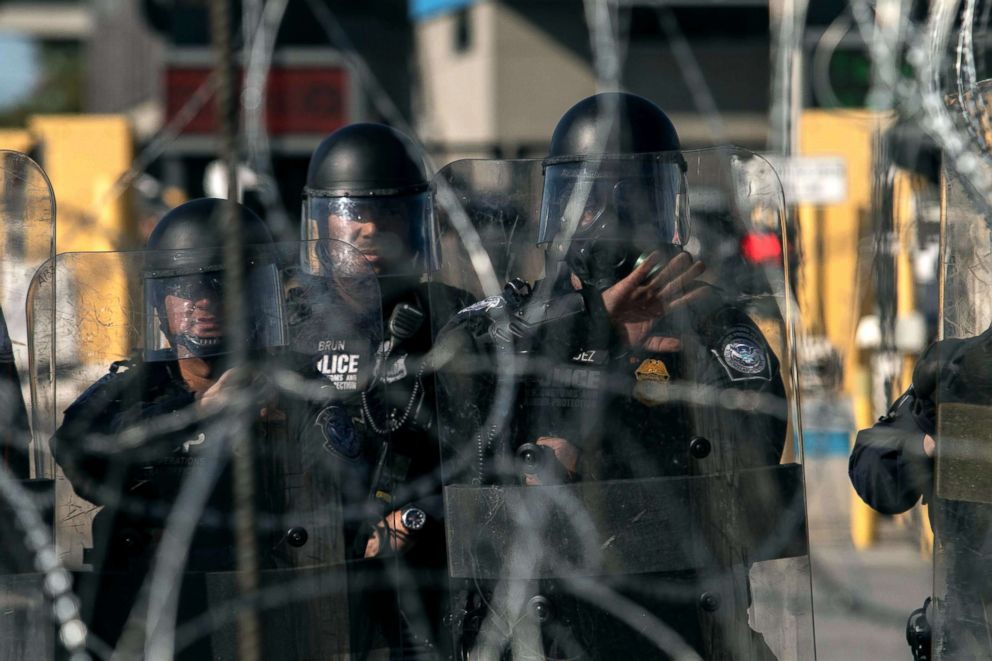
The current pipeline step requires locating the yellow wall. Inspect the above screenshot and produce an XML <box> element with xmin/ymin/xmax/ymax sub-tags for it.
<box><xmin>26</xmin><ymin>116</ymin><xmax>136</xmax><ymax>365</ymax></box>
<box><xmin>798</xmin><ymin>110</ymin><xmax>889</xmax><ymax>396</ymax></box>
<box><xmin>8</xmin><ymin>117</ymin><xmax>137</xmax><ymax>566</ymax></box>
<box><xmin>799</xmin><ymin>110</ymin><xmax>892</xmax><ymax>549</ymax></box>
<box><xmin>28</xmin><ymin>115</ymin><xmax>135</xmax><ymax>254</ymax></box>
<box><xmin>0</xmin><ymin>130</ymin><xmax>34</xmax><ymax>154</ymax></box>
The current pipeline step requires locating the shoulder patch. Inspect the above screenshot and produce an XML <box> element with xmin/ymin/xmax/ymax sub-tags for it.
<box><xmin>712</xmin><ymin>325</ymin><xmax>772</xmax><ymax>382</ymax></box>
<box><xmin>316</xmin><ymin>405</ymin><xmax>362</xmax><ymax>459</ymax></box>
<box><xmin>457</xmin><ymin>295</ymin><xmax>505</xmax><ymax>317</ymax></box>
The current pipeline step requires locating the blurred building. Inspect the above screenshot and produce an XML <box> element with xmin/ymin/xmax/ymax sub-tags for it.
<box><xmin>0</xmin><ymin>0</ymin><xmax>90</xmax><ymax>38</ymax></box>
<box><xmin>85</xmin><ymin>0</ymin><xmax>164</xmax><ymax>134</ymax></box>
<box><xmin>414</xmin><ymin>0</ymin><xmax>774</xmax><ymax>162</ymax></box>
<box><xmin>0</xmin><ymin>0</ymin><xmax>92</xmax><ymax>125</ymax></box>
<box><xmin>2</xmin><ymin>0</ymin><xmax>879</xmax><ymax>228</ymax></box>
<box><xmin>129</xmin><ymin>0</ymin><xmax>416</xmax><ymax>232</ymax></box>
<box><xmin>3</xmin><ymin>1</ymin><xmax>873</xmax><ymax>203</ymax></box>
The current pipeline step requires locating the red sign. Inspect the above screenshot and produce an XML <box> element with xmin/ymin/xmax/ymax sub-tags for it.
<box><xmin>165</xmin><ymin>66</ymin><xmax>350</xmax><ymax>135</ymax></box>
<box><xmin>740</xmin><ymin>232</ymin><xmax>783</xmax><ymax>264</ymax></box>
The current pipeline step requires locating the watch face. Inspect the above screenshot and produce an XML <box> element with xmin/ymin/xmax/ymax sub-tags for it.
<box><xmin>402</xmin><ymin>507</ymin><xmax>427</xmax><ymax>531</ymax></box>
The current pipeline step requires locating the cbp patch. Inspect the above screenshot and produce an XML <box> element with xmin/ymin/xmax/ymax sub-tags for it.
<box><xmin>316</xmin><ymin>405</ymin><xmax>361</xmax><ymax>459</ymax></box>
<box><xmin>457</xmin><ymin>295</ymin><xmax>505</xmax><ymax>317</ymax></box>
<box><xmin>713</xmin><ymin>326</ymin><xmax>771</xmax><ymax>382</ymax></box>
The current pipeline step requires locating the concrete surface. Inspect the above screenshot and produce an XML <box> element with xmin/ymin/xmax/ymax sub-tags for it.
<box><xmin>812</xmin><ymin>542</ymin><xmax>931</xmax><ymax>661</ymax></box>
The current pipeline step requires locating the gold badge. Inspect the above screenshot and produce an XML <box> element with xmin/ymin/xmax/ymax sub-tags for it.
<box><xmin>635</xmin><ymin>358</ymin><xmax>670</xmax><ymax>382</ymax></box>
<box><xmin>634</xmin><ymin>358</ymin><xmax>671</xmax><ymax>406</ymax></box>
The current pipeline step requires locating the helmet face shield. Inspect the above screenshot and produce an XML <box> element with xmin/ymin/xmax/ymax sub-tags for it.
<box><xmin>158</xmin><ymin>272</ymin><xmax>225</xmax><ymax>305</ymax></box>
<box><xmin>538</xmin><ymin>153</ymin><xmax>689</xmax><ymax>255</ymax></box>
<box><xmin>144</xmin><ymin>254</ymin><xmax>286</xmax><ymax>362</ymax></box>
<box><xmin>302</xmin><ymin>191</ymin><xmax>439</xmax><ymax>273</ymax></box>
<box><xmin>299</xmin><ymin>238</ymin><xmax>379</xmax><ymax>279</ymax></box>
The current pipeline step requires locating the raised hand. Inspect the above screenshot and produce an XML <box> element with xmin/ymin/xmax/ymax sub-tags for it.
<box><xmin>601</xmin><ymin>250</ymin><xmax>709</xmax><ymax>350</ymax></box>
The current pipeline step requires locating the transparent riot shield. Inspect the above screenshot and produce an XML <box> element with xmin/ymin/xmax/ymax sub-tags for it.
<box><xmin>932</xmin><ymin>162</ymin><xmax>992</xmax><ymax>659</ymax></box>
<box><xmin>0</xmin><ymin>152</ymin><xmax>59</xmax><ymax>659</ymax></box>
<box><xmin>429</xmin><ymin>148</ymin><xmax>813</xmax><ymax>660</ymax></box>
<box><xmin>0</xmin><ymin>151</ymin><xmax>54</xmax><ymax>478</ymax></box>
<box><xmin>26</xmin><ymin>239</ymin><xmax>387</xmax><ymax>659</ymax></box>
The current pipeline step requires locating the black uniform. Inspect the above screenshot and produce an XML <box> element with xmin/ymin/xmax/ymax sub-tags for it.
<box><xmin>352</xmin><ymin>280</ymin><xmax>474</xmax><ymax>523</ymax></box>
<box><xmin>50</xmin><ymin>355</ymin><xmax>342</xmax><ymax>658</ymax></box>
<box><xmin>291</xmin><ymin>273</ymin><xmax>475</xmax><ymax>658</ymax></box>
<box><xmin>300</xmin><ymin>119</ymin><xmax>473</xmax><ymax>658</ymax></box>
<box><xmin>847</xmin><ymin>327</ymin><xmax>992</xmax><ymax>517</ymax></box>
<box><xmin>434</xmin><ymin>272</ymin><xmax>788</xmax><ymax>659</ymax></box>
<box><xmin>850</xmin><ymin>327</ymin><xmax>992</xmax><ymax>659</ymax></box>
<box><xmin>47</xmin><ymin>198</ymin><xmax>375</xmax><ymax>658</ymax></box>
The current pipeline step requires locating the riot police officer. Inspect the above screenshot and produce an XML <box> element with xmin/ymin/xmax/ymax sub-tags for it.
<box><xmin>851</xmin><ymin>328</ymin><xmax>992</xmax><ymax>660</ymax></box>
<box><xmin>300</xmin><ymin>123</ymin><xmax>475</xmax><ymax>658</ymax></box>
<box><xmin>432</xmin><ymin>93</ymin><xmax>793</xmax><ymax>659</ymax></box>
<box><xmin>850</xmin><ymin>341</ymin><xmax>936</xmax><ymax>661</ymax></box>
<box><xmin>50</xmin><ymin>198</ymin><xmax>350</xmax><ymax>658</ymax></box>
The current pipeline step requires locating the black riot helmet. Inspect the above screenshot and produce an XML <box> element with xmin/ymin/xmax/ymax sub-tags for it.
<box><xmin>302</xmin><ymin>123</ymin><xmax>439</xmax><ymax>274</ymax></box>
<box><xmin>144</xmin><ymin>197</ymin><xmax>285</xmax><ymax>361</ymax></box>
<box><xmin>539</xmin><ymin>93</ymin><xmax>690</xmax><ymax>290</ymax></box>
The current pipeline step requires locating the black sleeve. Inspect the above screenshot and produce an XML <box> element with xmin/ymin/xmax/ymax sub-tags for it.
<box><xmin>50</xmin><ymin>367</ymin><xmax>195</xmax><ymax>505</ymax></box>
<box><xmin>689</xmin><ymin>308</ymin><xmax>789</xmax><ymax>469</ymax></box>
<box><xmin>849</xmin><ymin>388</ymin><xmax>933</xmax><ymax>515</ymax></box>
<box><xmin>433</xmin><ymin>316</ymin><xmax>499</xmax><ymax>485</ymax></box>
<box><xmin>432</xmin><ymin>284</ymin><xmax>605</xmax><ymax>482</ymax></box>
<box><xmin>422</xmin><ymin>282</ymin><xmax>479</xmax><ymax>339</ymax></box>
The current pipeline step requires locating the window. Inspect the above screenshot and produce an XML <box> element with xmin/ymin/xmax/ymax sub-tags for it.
<box><xmin>453</xmin><ymin>7</ymin><xmax>472</xmax><ymax>53</ymax></box>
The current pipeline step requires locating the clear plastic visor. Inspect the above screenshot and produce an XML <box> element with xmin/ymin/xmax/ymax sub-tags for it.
<box><xmin>302</xmin><ymin>191</ymin><xmax>439</xmax><ymax>273</ymax></box>
<box><xmin>144</xmin><ymin>262</ymin><xmax>286</xmax><ymax>361</ymax></box>
<box><xmin>538</xmin><ymin>157</ymin><xmax>689</xmax><ymax>250</ymax></box>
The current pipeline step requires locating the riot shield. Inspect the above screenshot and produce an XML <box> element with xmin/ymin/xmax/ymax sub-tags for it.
<box><xmin>26</xmin><ymin>239</ymin><xmax>388</xmax><ymax>659</ymax></box>
<box><xmin>430</xmin><ymin>148</ymin><xmax>813</xmax><ymax>660</ymax></box>
<box><xmin>0</xmin><ymin>152</ymin><xmax>59</xmax><ymax>659</ymax></box>
<box><xmin>0</xmin><ymin>151</ymin><xmax>54</xmax><ymax>478</ymax></box>
<box><xmin>932</xmin><ymin>161</ymin><xmax>992</xmax><ymax>659</ymax></box>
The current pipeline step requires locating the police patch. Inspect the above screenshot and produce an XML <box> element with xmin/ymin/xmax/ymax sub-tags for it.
<box><xmin>457</xmin><ymin>295</ymin><xmax>505</xmax><ymax>317</ymax></box>
<box><xmin>384</xmin><ymin>353</ymin><xmax>408</xmax><ymax>384</ymax></box>
<box><xmin>724</xmin><ymin>339</ymin><xmax>765</xmax><ymax>373</ymax></box>
<box><xmin>316</xmin><ymin>405</ymin><xmax>361</xmax><ymax>459</ymax></box>
<box><xmin>713</xmin><ymin>326</ymin><xmax>771</xmax><ymax>382</ymax></box>
<box><xmin>315</xmin><ymin>343</ymin><xmax>362</xmax><ymax>391</ymax></box>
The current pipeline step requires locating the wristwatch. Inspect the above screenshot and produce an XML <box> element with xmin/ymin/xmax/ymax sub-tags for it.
<box><xmin>400</xmin><ymin>505</ymin><xmax>427</xmax><ymax>531</ymax></box>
